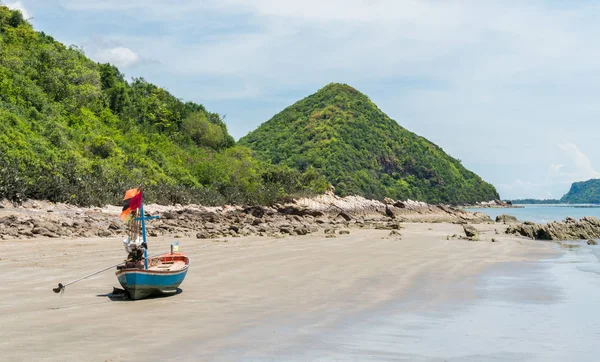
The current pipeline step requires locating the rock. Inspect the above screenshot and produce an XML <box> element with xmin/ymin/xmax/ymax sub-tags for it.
<box><xmin>463</xmin><ymin>225</ymin><xmax>479</xmax><ymax>239</ymax></box>
<box><xmin>280</xmin><ymin>227</ymin><xmax>293</xmax><ymax>234</ymax></box>
<box><xmin>32</xmin><ymin>227</ymin><xmax>50</xmax><ymax>235</ymax></box>
<box><xmin>588</xmin><ymin>239</ymin><xmax>598</xmax><ymax>245</ymax></box>
<box><xmin>98</xmin><ymin>230</ymin><xmax>112</xmax><ymax>237</ymax></box>
<box><xmin>243</xmin><ymin>206</ymin><xmax>263</xmax><ymax>218</ymax></box>
<box><xmin>394</xmin><ymin>201</ymin><xmax>407</xmax><ymax>208</ymax></box>
<box><xmin>385</xmin><ymin>205</ymin><xmax>396</xmax><ymax>219</ymax></box>
<box><xmin>383</xmin><ymin>197</ymin><xmax>395</xmax><ymax>205</ymax></box>
<box><xmin>325</xmin><ymin>234</ymin><xmax>337</xmax><ymax>238</ymax></box>
<box><xmin>108</xmin><ymin>221</ymin><xmax>121</xmax><ymax>230</ymax></box>
<box><xmin>0</xmin><ymin>215</ymin><xmax>18</xmax><ymax>225</ymax></box>
<box><xmin>336</xmin><ymin>211</ymin><xmax>352</xmax><ymax>221</ymax></box>
<box><xmin>295</xmin><ymin>227</ymin><xmax>309</xmax><ymax>236</ymax></box>
<box><xmin>162</xmin><ymin>211</ymin><xmax>177</xmax><ymax>220</ymax></box>
<box><xmin>324</xmin><ymin>228</ymin><xmax>336</xmax><ymax>235</ymax></box>
<box><xmin>389</xmin><ymin>230</ymin><xmax>401</xmax><ymax>236</ymax></box>
<box><xmin>507</xmin><ymin>217</ymin><xmax>600</xmax><ymax>241</ymax></box>
<box><xmin>491</xmin><ymin>238</ymin><xmax>497</xmax><ymax>242</ymax></box>
<box><xmin>495</xmin><ymin>214</ymin><xmax>519</xmax><ymax>224</ymax></box>
<box><xmin>229</xmin><ymin>225</ymin><xmax>240</xmax><ymax>233</ymax></box>
<box><xmin>277</xmin><ymin>205</ymin><xmax>324</xmax><ymax>217</ymax></box>
<box><xmin>0</xmin><ymin>199</ymin><xmax>11</xmax><ymax>208</ymax></box>
<box><xmin>339</xmin><ymin>230</ymin><xmax>350</xmax><ymax>235</ymax></box>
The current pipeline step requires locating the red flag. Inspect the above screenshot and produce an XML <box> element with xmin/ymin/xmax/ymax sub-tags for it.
<box><xmin>129</xmin><ymin>190</ymin><xmax>143</xmax><ymax>211</ymax></box>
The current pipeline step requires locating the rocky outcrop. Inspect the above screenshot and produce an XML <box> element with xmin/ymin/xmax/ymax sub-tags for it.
<box><xmin>496</xmin><ymin>214</ymin><xmax>519</xmax><ymax>224</ymax></box>
<box><xmin>293</xmin><ymin>192</ymin><xmax>492</xmax><ymax>224</ymax></box>
<box><xmin>0</xmin><ymin>194</ymin><xmax>493</xmax><ymax>240</ymax></box>
<box><xmin>463</xmin><ymin>224</ymin><xmax>479</xmax><ymax>240</ymax></box>
<box><xmin>506</xmin><ymin>216</ymin><xmax>600</xmax><ymax>240</ymax></box>
<box><xmin>467</xmin><ymin>200</ymin><xmax>523</xmax><ymax>208</ymax></box>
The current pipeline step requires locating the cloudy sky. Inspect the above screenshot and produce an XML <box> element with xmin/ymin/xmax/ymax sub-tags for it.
<box><xmin>6</xmin><ymin>0</ymin><xmax>600</xmax><ymax>199</ymax></box>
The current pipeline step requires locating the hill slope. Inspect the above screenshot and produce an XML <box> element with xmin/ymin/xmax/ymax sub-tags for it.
<box><xmin>561</xmin><ymin>179</ymin><xmax>600</xmax><ymax>204</ymax></box>
<box><xmin>239</xmin><ymin>83</ymin><xmax>499</xmax><ymax>204</ymax></box>
<box><xmin>0</xmin><ymin>6</ymin><xmax>326</xmax><ymax>206</ymax></box>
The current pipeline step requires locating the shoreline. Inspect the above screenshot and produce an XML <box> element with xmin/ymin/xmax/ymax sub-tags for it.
<box><xmin>0</xmin><ymin>194</ymin><xmax>494</xmax><ymax>241</ymax></box>
<box><xmin>0</xmin><ymin>223</ymin><xmax>560</xmax><ymax>361</ymax></box>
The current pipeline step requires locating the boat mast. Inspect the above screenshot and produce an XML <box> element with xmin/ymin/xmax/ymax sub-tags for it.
<box><xmin>141</xmin><ymin>202</ymin><xmax>148</xmax><ymax>269</ymax></box>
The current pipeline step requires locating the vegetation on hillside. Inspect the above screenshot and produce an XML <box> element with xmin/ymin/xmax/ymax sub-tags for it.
<box><xmin>240</xmin><ymin>83</ymin><xmax>499</xmax><ymax>204</ymax></box>
<box><xmin>560</xmin><ymin>179</ymin><xmax>600</xmax><ymax>204</ymax></box>
<box><xmin>508</xmin><ymin>199</ymin><xmax>561</xmax><ymax>204</ymax></box>
<box><xmin>0</xmin><ymin>6</ymin><xmax>327</xmax><ymax>206</ymax></box>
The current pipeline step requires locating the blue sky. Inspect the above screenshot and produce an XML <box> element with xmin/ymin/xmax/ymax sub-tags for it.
<box><xmin>6</xmin><ymin>0</ymin><xmax>600</xmax><ymax>199</ymax></box>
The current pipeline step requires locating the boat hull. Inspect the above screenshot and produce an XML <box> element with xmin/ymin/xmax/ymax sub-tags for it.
<box><xmin>116</xmin><ymin>269</ymin><xmax>188</xmax><ymax>300</ymax></box>
<box><xmin>115</xmin><ymin>253</ymin><xmax>189</xmax><ymax>300</ymax></box>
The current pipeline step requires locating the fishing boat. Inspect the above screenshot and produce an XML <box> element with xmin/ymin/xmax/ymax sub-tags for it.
<box><xmin>115</xmin><ymin>252</ymin><xmax>189</xmax><ymax>300</ymax></box>
<box><xmin>114</xmin><ymin>188</ymin><xmax>190</xmax><ymax>300</ymax></box>
<box><xmin>52</xmin><ymin>188</ymin><xmax>190</xmax><ymax>299</ymax></box>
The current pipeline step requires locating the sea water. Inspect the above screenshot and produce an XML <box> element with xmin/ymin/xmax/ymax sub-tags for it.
<box><xmin>466</xmin><ymin>204</ymin><xmax>600</xmax><ymax>223</ymax></box>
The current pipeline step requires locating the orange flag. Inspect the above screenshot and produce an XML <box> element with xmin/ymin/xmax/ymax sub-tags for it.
<box><xmin>120</xmin><ymin>188</ymin><xmax>142</xmax><ymax>221</ymax></box>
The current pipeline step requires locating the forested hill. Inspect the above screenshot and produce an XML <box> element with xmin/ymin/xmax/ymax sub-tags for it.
<box><xmin>0</xmin><ymin>6</ymin><xmax>327</xmax><ymax>206</ymax></box>
<box><xmin>239</xmin><ymin>83</ymin><xmax>499</xmax><ymax>204</ymax></box>
<box><xmin>560</xmin><ymin>179</ymin><xmax>600</xmax><ymax>204</ymax></box>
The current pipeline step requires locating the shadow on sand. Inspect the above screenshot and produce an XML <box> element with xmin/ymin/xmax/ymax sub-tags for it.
<box><xmin>97</xmin><ymin>287</ymin><xmax>183</xmax><ymax>301</ymax></box>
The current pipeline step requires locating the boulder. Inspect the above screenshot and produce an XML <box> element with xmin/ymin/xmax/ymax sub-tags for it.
<box><xmin>463</xmin><ymin>225</ymin><xmax>479</xmax><ymax>239</ymax></box>
<box><xmin>339</xmin><ymin>230</ymin><xmax>350</xmax><ymax>235</ymax></box>
<box><xmin>588</xmin><ymin>239</ymin><xmax>598</xmax><ymax>245</ymax></box>
<box><xmin>243</xmin><ymin>205</ymin><xmax>267</xmax><ymax>218</ymax></box>
<box><xmin>294</xmin><ymin>227</ymin><xmax>309</xmax><ymax>236</ymax></box>
<box><xmin>507</xmin><ymin>217</ymin><xmax>600</xmax><ymax>241</ymax></box>
<box><xmin>495</xmin><ymin>214</ymin><xmax>519</xmax><ymax>224</ymax></box>
<box><xmin>98</xmin><ymin>230</ymin><xmax>112</xmax><ymax>237</ymax></box>
<box><xmin>336</xmin><ymin>211</ymin><xmax>352</xmax><ymax>221</ymax></box>
<box><xmin>277</xmin><ymin>205</ymin><xmax>324</xmax><ymax>217</ymax></box>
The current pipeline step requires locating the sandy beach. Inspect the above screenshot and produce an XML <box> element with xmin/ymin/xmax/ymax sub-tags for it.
<box><xmin>0</xmin><ymin>222</ymin><xmax>560</xmax><ymax>361</ymax></box>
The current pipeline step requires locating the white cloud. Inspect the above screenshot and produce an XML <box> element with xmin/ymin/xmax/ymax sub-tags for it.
<box><xmin>554</xmin><ymin>143</ymin><xmax>600</xmax><ymax>181</ymax></box>
<box><xmin>5</xmin><ymin>1</ymin><xmax>31</xmax><ymax>19</ymax></box>
<box><xmin>496</xmin><ymin>144</ymin><xmax>600</xmax><ymax>199</ymax></box>
<box><xmin>95</xmin><ymin>47</ymin><xmax>141</xmax><ymax>68</ymax></box>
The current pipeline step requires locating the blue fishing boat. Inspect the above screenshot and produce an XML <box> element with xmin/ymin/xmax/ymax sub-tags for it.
<box><xmin>115</xmin><ymin>188</ymin><xmax>190</xmax><ymax>300</ymax></box>
<box><xmin>52</xmin><ymin>189</ymin><xmax>189</xmax><ymax>299</ymax></box>
<box><xmin>116</xmin><ymin>252</ymin><xmax>189</xmax><ymax>300</ymax></box>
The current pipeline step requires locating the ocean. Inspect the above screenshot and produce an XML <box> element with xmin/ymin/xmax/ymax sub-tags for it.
<box><xmin>466</xmin><ymin>204</ymin><xmax>600</xmax><ymax>223</ymax></box>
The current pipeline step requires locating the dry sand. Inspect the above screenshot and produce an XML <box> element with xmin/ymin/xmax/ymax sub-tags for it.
<box><xmin>0</xmin><ymin>223</ymin><xmax>557</xmax><ymax>361</ymax></box>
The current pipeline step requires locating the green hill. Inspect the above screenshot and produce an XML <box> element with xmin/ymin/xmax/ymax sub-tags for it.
<box><xmin>0</xmin><ymin>6</ymin><xmax>326</xmax><ymax>206</ymax></box>
<box><xmin>239</xmin><ymin>83</ymin><xmax>499</xmax><ymax>204</ymax></box>
<box><xmin>560</xmin><ymin>179</ymin><xmax>600</xmax><ymax>204</ymax></box>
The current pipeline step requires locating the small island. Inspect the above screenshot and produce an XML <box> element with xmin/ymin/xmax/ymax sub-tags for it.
<box><xmin>509</xmin><ymin>179</ymin><xmax>600</xmax><ymax>205</ymax></box>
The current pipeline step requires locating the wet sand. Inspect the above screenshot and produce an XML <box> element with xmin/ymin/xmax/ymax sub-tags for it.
<box><xmin>0</xmin><ymin>223</ymin><xmax>557</xmax><ymax>361</ymax></box>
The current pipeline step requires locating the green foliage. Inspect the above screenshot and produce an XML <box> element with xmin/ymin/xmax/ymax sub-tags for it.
<box><xmin>509</xmin><ymin>199</ymin><xmax>561</xmax><ymax>204</ymax></box>
<box><xmin>0</xmin><ymin>5</ymin><xmax>325</xmax><ymax>206</ymax></box>
<box><xmin>560</xmin><ymin>179</ymin><xmax>600</xmax><ymax>204</ymax></box>
<box><xmin>181</xmin><ymin>112</ymin><xmax>225</xmax><ymax>149</ymax></box>
<box><xmin>240</xmin><ymin>83</ymin><xmax>499</xmax><ymax>204</ymax></box>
